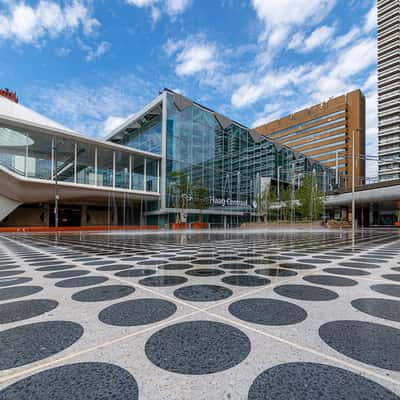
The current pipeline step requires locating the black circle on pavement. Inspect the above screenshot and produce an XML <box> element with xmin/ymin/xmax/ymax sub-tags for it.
<box><xmin>99</xmin><ymin>298</ymin><xmax>176</xmax><ymax>326</ymax></box>
<box><xmin>229</xmin><ymin>298</ymin><xmax>307</xmax><ymax>326</ymax></box>
<box><xmin>36</xmin><ymin>265</ymin><xmax>76</xmax><ymax>272</ymax></box>
<box><xmin>274</xmin><ymin>284</ymin><xmax>338</xmax><ymax>301</ymax></box>
<box><xmin>243</xmin><ymin>259</ymin><xmax>275</xmax><ymax>265</ymax></box>
<box><xmin>72</xmin><ymin>285</ymin><xmax>135</xmax><ymax>302</ymax></box>
<box><xmin>0</xmin><ymin>277</ymin><xmax>32</xmax><ymax>287</ymax></box>
<box><xmin>30</xmin><ymin>261</ymin><xmax>66</xmax><ymax>267</ymax></box>
<box><xmin>174</xmin><ymin>285</ymin><xmax>233</xmax><ymax>302</ymax></box>
<box><xmin>247</xmin><ymin>362</ymin><xmax>400</xmax><ymax>400</ymax></box>
<box><xmin>0</xmin><ymin>270</ymin><xmax>24</xmax><ymax>277</ymax></box>
<box><xmin>323</xmin><ymin>267</ymin><xmax>370</xmax><ymax>276</ymax></box>
<box><xmin>371</xmin><ymin>284</ymin><xmax>400</xmax><ymax>298</ymax></box>
<box><xmin>96</xmin><ymin>264</ymin><xmax>134</xmax><ymax>272</ymax></box>
<box><xmin>0</xmin><ymin>321</ymin><xmax>83</xmax><ymax>370</ymax></box>
<box><xmin>192</xmin><ymin>259</ymin><xmax>223</xmax><ymax>265</ymax></box>
<box><xmin>298</xmin><ymin>258</ymin><xmax>331</xmax><ymax>264</ymax></box>
<box><xmin>83</xmin><ymin>260</ymin><xmax>117</xmax><ymax>266</ymax></box>
<box><xmin>139</xmin><ymin>275</ymin><xmax>188</xmax><ymax>287</ymax></box>
<box><xmin>0</xmin><ymin>265</ymin><xmax>19</xmax><ymax>271</ymax></box>
<box><xmin>339</xmin><ymin>262</ymin><xmax>380</xmax><ymax>269</ymax></box>
<box><xmin>55</xmin><ymin>276</ymin><xmax>108</xmax><ymax>288</ymax></box>
<box><xmin>158</xmin><ymin>263</ymin><xmax>193</xmax><ymax>271</ymax></box>
<box><xmin>255</xmin><ymin>268</ymin><xmax>297</xmax><ymax>277</ymax></box>
<box><xmin>137</xmin><ymin>260</ymin><xmax>168</xmax><ymax>266</ymax></box>
<box><xmin>303</xmin><ymin>275</ymin><xmax>358</xmax><ymax>287</ymax></box>
<box><xmin>383</xmin><ymin>274</ymin><xmax>400</xmax><ymax>282</ymax></box>
<box><xmin>0</xmin><ymin>299</ymin><xmax>58</xmax><ymax>324</ymax></box>
<box><xmin>0</xmin><ymin>362</ymin><xmax>139</xmax><ymax>400</ymax></box>
<box><xmin>185</xmin><ymin>268</ymin><xmax>225</xmax><ymax>277</ymax></box>
<box><xmin>222</xmin><ymin>275</ymin><xmax>270</xmax><ymax>287</ymax></box>
<box><xmin>0</xmin><ymin>286</ymin><xmax>43</xmax><ymax>301</ymax></box>
<box><xmin>220</xmin><ymin>263</ymin><xmax>254</xmax><ymax>270</ymax></box>
<box><xmin>353</xmin><ymin>258</ymin><xmax>387</xmax><ymax>264</ymax></box>
<box><xmin>352</xmin><ymin>298</ymin><xmax>400</xmax><ymax>323</ymax></box>
<box><xmin>278</xmin><ymin>263</ymin><xmax>316</xmax><ymax>270</ymax></box>
<box><xmin>115</xmin><ymin>269</ymin><xmax>156</xmax><ymax>277</ymax></box>
<box><xmin>44</xmin><ymin>270</ymin><xmax>90</xmax><ymax>279</ymax></box>
<box><xmin>392</xmin><ymin>267</ymin><xmax>400</xmax><ymax>272</ymax></box>
<box><xmin>168</xmin><ymin>256</ymin><xmax>196</xmax><ymax>262</ymax></box>
<box><xmin>319</xmin><ymin>320</ymin><xmax>400</xmax><ymax>371</ymax></box>
<box><xmin>145</xmin><ymin>321</ymin><xmax>251</xmax><ymax>375</ymax></box>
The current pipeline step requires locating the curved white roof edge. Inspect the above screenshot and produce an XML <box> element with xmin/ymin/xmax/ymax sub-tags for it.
<box><xmin>0</xmin><ymin>97</ymin><xmax>161</xmax><ymax>159</ymax></box>
<box><xmin>0</xmin><ymin>96</ymin><xmax>78</xmax><ymax>135</ymax></box>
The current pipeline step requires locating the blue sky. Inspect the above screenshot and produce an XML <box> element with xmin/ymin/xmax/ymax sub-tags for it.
<box><xmin>0</xmin><ymin>0</ymin><xmax>378</xmax><ymax>175</ymax></box>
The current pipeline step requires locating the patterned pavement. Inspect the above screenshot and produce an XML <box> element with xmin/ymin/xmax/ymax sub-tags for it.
<box><xmin>0</xmin><ymin>229</ymin><xmax>399</xmax><ymax>399</ymax></box>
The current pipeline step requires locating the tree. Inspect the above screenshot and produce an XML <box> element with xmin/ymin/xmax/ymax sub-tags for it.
<box><xmin>257</xmin><ymin>187</ymin><xmax>276</xmax><ymax>223</ymax></box>
<box><xmin>295</xmin><ymin>176</ymin><xmax>324</xmax><ymax>221</ymax></box>
<box><xmin>168</xmin><ymin>171</ymin><xmax>192</xmax><ymax>223</ymax></box>
<box><xmin>191</xmin><ymin>182</ymin><xmax>210</xmax><ymax>222</ymax></box>
<box><xmin>279</xmin><ymin>185</ymin><xmax>291</xmax><ymax>221</ymax></box>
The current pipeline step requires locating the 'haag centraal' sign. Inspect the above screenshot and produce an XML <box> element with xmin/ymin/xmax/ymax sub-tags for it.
<box><xmin>210</xmin><ymin>196</ymin><xmax>253</xmax><ymax>208</ymax></box>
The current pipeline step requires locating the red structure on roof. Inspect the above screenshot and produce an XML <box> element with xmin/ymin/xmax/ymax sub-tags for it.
<box><xmin>0</xmin><ymin>88</ymin><xmax>18</xmax><ymax>103</ymax></box>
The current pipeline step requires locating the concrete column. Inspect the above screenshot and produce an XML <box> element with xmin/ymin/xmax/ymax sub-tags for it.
<box><xmin>113</xmin><ymin>204</ymin><xmax>118</xmax><ymax>226</ymax></box>
<box><xmin>81</xmin><ymin>205</ymin><xmax>87</xmax><ymax>226</ymax></box>
<box><xmin>43</xmin><ymin>204</ymin><xmax>50</xmax><ymax>226</ymax></box>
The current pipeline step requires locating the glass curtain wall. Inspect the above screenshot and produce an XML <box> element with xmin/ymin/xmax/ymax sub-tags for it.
<box><xmin>115</xmin><ymin>151</ymin><xmax>130</xmax><ymax>189</ymax></box>
<box><xmin>165</xmin><ymin>93</ymin><xmax>333</xmax><ymax>214</ymax></box>
<box><xmin>0</xmin><ymin>123</ymin><xmax>158</xmax><ymax>193</ymax></box>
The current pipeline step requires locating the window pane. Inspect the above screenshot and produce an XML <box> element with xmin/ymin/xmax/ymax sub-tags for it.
<box><xmin>54</xmin><ymin>137</ymin><xmax>75</xmax><ymax>182</ymax></box>
<box><xmin>76</xmin><ymin>142</ymin><xmax>96</xmax><ymax>185</ymax></box>
<box><xmin>115</xmin><ymin>151</ymin><xmax>130</xmax><ymax>189</ymax></box>
<box><xmin>26</xmin><ymin>131</ymin><xmax>52</xmax><ymax>180</ymax></box>
<box><xmin>146</xmin><ymin>159</ymin><xmax>158</xmax><ymax>192</ymax></box>
<box><xmin>97</xmin><ymin>148</ymin><xmax>114</xmax><ymax>187</ymax></box>
<box><xmin>0</xmin><ymin>125</ymin><xmax>28</xmax><ymax>175</ymax></box>
<box><xmin>132</xmin><ymin>156</ymin><xmax>144</xmax><ymax>190</ymax></box>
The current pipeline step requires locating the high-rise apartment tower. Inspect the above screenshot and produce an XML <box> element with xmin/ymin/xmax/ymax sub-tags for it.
<box><xmin>378</xmin><ymin>0</ymin><xmax>400</xmax><ymax>181</ymax></box>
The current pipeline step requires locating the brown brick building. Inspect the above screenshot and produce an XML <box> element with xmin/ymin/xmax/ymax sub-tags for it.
<box><xmin>256</xmin><ymin>89</ymin><xmax>366</xmax><ymax>188</ymax></box>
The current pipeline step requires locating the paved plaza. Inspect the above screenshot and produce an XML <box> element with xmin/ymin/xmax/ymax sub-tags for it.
<box><xmin>0</xmin><ymin>229</ymin><xmax>399</xmax><ymax>399</ymax></box>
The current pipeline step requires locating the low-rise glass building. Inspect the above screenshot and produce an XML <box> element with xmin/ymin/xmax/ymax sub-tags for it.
<box><xmin>107</xmin><ymin>89</ymin><xmax>333</xmax><ymax>227</ymax></box>
<box><xmin>0</xmin><ymin>89</ymin><xmax>332</xmax><ymax>228</ymax></box>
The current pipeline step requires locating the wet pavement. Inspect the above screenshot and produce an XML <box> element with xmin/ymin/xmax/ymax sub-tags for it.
<box><xmin>0</xmin><ymin>229</ymin><xmax>399</xmax><ymax>399</ymax></box>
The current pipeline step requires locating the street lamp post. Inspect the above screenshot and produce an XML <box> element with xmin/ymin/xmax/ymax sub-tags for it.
<box><xmin>352</xmin><ymin>128</ymin><xmax>362</xmax><ymax>247</ymax></box>
<box><xmin>53</xmin><ymin>140</ymin><xmax>59</xmax><ymax>228</ymax></box>
<box><xmin>277</xmin><ymin>166</ymin><xmax>281</xmax><ymax>222</ymax></box>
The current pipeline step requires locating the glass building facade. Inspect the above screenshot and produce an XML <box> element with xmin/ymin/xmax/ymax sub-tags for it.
<box><xmin>0</xmin><ymin>123</ymin><xmax>160</xmax><ymax>193</ymax></box>
<box><xmin>109</xmin><ymin>90</ymin><xmax>333</xmax><ymax>226</ymax></box>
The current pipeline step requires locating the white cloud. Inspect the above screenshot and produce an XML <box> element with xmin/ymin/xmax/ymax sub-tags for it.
<box><xmin>331</xmin><ymin>38</ymin><xmax>376</xmax><ymax>79</ymax></box>
<box><xmin>27</xmin><ymin>76</ymin><xmax>158</xmax><ymax>137</ymax></box>
<box><xmin>84</xmin><ymin>41</ymin><xmax>111</xmax><ymax>62</ymax></box>
<box><xmin>333</xmin><ymin>27</ymin><xmax>360</xmax><ymax>50</ymax></box>
<box><xmin>0</xmin><ymin>0</ymin><xmax>99</xmax><ymax>44</ymax></box>
<box><xmin>231</xmin><ymin>67</ymin><xmax>303</xmax><ymax>108</ymax></box>
<box><xmin>251</xmin><ymin>0</ymin><xmax>336</xmax><ymax>47</ymax></box>
<box><xmin>289</xmin><ymin>25</ymin><xmax>335</xmax><ymax>53</ymax></box>
<box><xmin>166</xmin><ymin>0</ymin><xmax>191</xmax><ymax>16</ymax></box>
<box><xmin>126</xmin><ymin>0</ymin><xmax>158</xmax><ymax>6</ymax></box>
<box><xmin>126</xmin><ymin>0</ymin><xmax>191</xmax><ymax>21</ymax></box>
<box><xmin>176</xmin><ymin>44</ymin><xmax>218</xmax><ymax>76</ymax></box>
<box><xmin>364</xmin><ymin>2</ymin><xmax>377</xmax><ymax>33</ymax></box>
<box><xmin>165</xmin><ymin>36</ymin><xmax>219</xmax><ymax>77</ymax></box>
<box><xmin>103</xmin><ymin>116</ymin><xmax>128</xmax><ymax>134</ymax></box>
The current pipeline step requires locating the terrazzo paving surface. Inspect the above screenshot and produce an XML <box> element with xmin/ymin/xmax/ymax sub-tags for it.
<box><xmin>0</xmin><ymin>229</ymin><xmax>400</xmax><ymax>399</ymax></box>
